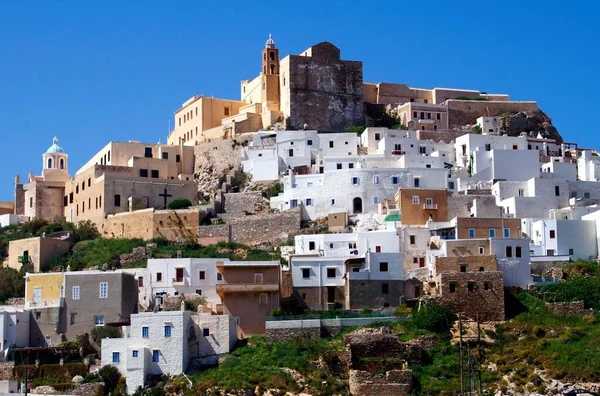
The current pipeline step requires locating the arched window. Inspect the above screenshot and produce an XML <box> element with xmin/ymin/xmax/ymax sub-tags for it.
<box><xmin>269</xmin><ymin>51</ymin><xmax>275</xmax><ymax>61</ymax></box>
<box><xmin>60</xmin><ymin>158</ymin><xmax>64</xmax><ymax>169</ymax></box>
<box><xmin>263</xmin><ymin>53</ymin><xmax>266</xmax><ymax>61</ymax></box>
<box><xmin>270</xmin><ymin>64</ymin><xmax>275</xmax><ymax>74</ymax></box>
<box><xmin>263</xmin><ymin>65</ymin><xmax>266</xmax><ymax>74</ymax></box>
<box><xmin>47</xmin><ymin>158</ymin><xmax>52</xmax><ymax>169</ymax></box>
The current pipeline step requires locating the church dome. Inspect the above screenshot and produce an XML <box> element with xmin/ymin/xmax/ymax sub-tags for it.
<box><xmin>265</xmin><ymin>34</ymin><xmax>275</xmax><ymax>49</ymax></box>
<box><xmin>46</xmin><ymin>137</ymin><xmax>65</xmax><ymax>154</ymax></box>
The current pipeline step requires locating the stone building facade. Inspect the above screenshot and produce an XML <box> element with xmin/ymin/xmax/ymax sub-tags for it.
<box><xmin>279</xmin><ymin>42</ymin><xmax>364</xmax><ymax>132</ymax></box>
<box><xmin>7</xmin><ymin>234</ymin><xmax>74</xmax><ymax>273</ymax></box>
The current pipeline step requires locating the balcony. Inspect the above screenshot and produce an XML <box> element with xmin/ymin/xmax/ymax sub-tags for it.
<box><xmin>25</xmin><ymin>298</ymin><xmax>64</xmax><ymax>310</ymax></box>
<box><xmin>417</xmin><ymin>119</ymin><xmax>434</xmax><ymax>124</ymax></box>
<box><xmin>391</xmin><ymin>150</ymin><xmax>406</xmax><ymax>156</ymax></box>
<box><xmin>423</xmin><ymin>203</ymin><xmax>438</xmax><ymax>210</ymax></box>
<box><xmin>216</xmin><ymin>282</ymin><xmax>279</xmax><ymax>296</ymax></box>
<box><xmin>18</xmin><ymin>255</ymin><xmax>30</xmax><ymax>264</ymax></box>
<box><xmin>172</xmin><ymin>277</ymin><xmax>189</xmax><ymax>286</ymax></box>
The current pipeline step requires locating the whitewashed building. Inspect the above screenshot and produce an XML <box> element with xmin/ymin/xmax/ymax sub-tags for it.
<box><xmin>0</xmin><ymin>306</ymin><xmax>30</xmax><ymax>361</ymax></box>
<box><xmin>526</xmin><ymin>218</ymin><xmax>597</xmax><ymax>260</ymax></box>
<box><xmin>102</xmin><ymin>310</ymin><xmax>236</xmax><ymax>394</ymax></box>
<box><xmin>577</xmin><ymin>150</ymin><xmax>600</xmax><ymax>182</ymax></box>
<box><xmin>0</xmin><ymin>214</ymin><xmax>29</xmax><ymax>228</ymax></box>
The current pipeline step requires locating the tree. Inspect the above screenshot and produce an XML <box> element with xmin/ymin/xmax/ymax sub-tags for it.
<box><xmin>74</xmin><ymin>220</ymin><xmax>100</xmax><ymax>242</ymax></box>
<box><xmin>98</xmin><ymin>365</ymin><xmax>122</xmax><ymax>395</ymax></box>
<box><xmin>0</xmin><ymin>268</ymin><xmax>25</xmax><ymax>303</ymax></box>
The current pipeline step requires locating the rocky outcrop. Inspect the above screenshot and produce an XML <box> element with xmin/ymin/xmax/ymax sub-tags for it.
<box><xmin>500</xmin><ymin>110</ymin><xmax>561</xmax><ymax>141</ymax></box>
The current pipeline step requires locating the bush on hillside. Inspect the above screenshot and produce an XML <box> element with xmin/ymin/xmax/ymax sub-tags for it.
<box><xmin>91</xmin><ymin>326</ymin><xmax>121</xmax><ymax>346</ymax></box>
<box><xmin>412</xmin><ymin>303</ymin><xmax>455</xmax><ymax>333</ymax></box>
<box><xmin>98</xmin><ymin>365</ymin><xmax>122</xmax><ymax>395</ymax></box>
<box><xmin>168</xmin><ymin>199</ymin><xmax>193</xmax><ymax>210</ymax></box>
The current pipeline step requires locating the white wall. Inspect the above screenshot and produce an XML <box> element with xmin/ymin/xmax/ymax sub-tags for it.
<box><xmin>0</xmin><ymin>214</ymin><xmax>29</xmax><ymax>228</ymax></box>
<box><xmin>490</xmin><ymin>238</ymin><xmax>531</xmax><ymax>288</ymax></box>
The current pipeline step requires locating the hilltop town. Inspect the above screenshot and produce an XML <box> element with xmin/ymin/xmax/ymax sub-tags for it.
<box><xmin>0</xmin><ymin>37</ymin><xmax>599</xmax><ymax>396</ymax></box>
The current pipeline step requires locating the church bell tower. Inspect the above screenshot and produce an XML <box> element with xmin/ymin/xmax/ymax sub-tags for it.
<box><xmin>261</xmin><ymin>34</ymin><xmax>280</xmax><ymax>112</ymax></box>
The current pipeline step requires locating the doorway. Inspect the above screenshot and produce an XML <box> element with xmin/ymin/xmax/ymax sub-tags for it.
<box><xmin>353</xmin><ymin>197</ymin><xmax>363</xmax><ymax>214</ymax></box>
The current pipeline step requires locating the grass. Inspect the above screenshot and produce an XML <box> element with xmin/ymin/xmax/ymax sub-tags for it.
<box><xmin>62</xmin><ymin>238</ymin><xmax>146</xmax><ymax>271</ymax></box>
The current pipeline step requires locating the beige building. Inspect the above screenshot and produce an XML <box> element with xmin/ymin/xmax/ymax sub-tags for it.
<box><xmin>0</xmin><ymin>202</ymin><xmax>13</xmax><ymax>216</ymax></box>
<box><xmin>64</xmin><ymin>141</ymin><xmax>198</xmax><ymax>227</ymax></box>
<box><xmin>7</xmin><ymin>233</ymin><xmax>74</xmax><ymax>273</ymax></box>
<box><xmin>395</xmin><ymin>188</ymin><xmax>449</xmax><ymax>225</ymax></box>
<box><xmin>14</xmin><ymin>138</ymin><xmax>71</xmax><ymax>221</ymax></box>
<box><xmin>393</xmin><ymin>102</ymin><xmax>449</xmax><ymax>131</ymax></box>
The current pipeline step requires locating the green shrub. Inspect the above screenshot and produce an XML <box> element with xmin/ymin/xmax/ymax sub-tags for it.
<box><xmin>91</xmin><ymin>326</ymin><xmax>121</xmax><ymax>345</ymax></box>
<box><xmin>185</xmin><ymin>296</ymin><xmax>207</xmax><ymax>312</ymax></box>
<box><xmin>99</xmin><ymin>365</ymin><xmax>122</xmax><ymax>395</ymax></box>
<box><xmin>393</xmin><ymin>305</ymin><xmax>412</xmax><ymax>317</ymax></box>
<box><xmin>168</xmin><ymin>199</ymin><xmax>193</xmax><ymax>210</ymax></box>
<box><xmin>344</xmin><ymin>125</ymin><xmax>366</xmax><ymax>134</ymax></box>
<box><xmin>74</xmin><ymin>220</ymin><xmax>100</xmax><ymax>242</ymax></box>
<box><xmin>412</xmin><ymin>303</ymin><xmax>454</xmax><ymax>333</ymax></box>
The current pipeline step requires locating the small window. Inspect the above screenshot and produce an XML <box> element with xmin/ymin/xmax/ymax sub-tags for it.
<box><xmin>414</xmin><ymin>178</ymin><xmax>420</xmax><ymax>187</ymax></box>
<box><xmin>288</xmin><ymin>149</ymin><xmax>294</xmax><ymax>157</ymax></box>
<box><xmin>199</xmin><ymin>271</ymin><xmax>205</xmax><ymax>280</ymax></box>
<box><xmin>489</xmin><ymin>229</ymin><xmax>496</xmax><ymax>238</ymax></box>
<box><xmin>379</xmin><ymin>262</ymin><xmax>388</xmax><ymax>272</ymax></box>
<box><xmin>164</xmin><ymin>325</ymin><xmax>172</xmax><ymax>337</ymax></box>
<box><xmin>484</xmin><ymin>282</ymin><xmax>490</xmax><ymax>291</ymax></box>
<box><xmin>307</xmin><ymin>139</ymin><xmax>313</xmax><ymax>146</ymax></box>
<box><xmin>329</xmin><ymin>141</ymin><xmax>334</xmax><ymax>148</ymax></box>
<box><xmin>112</xmin><ymin>352</ymin><xmax>120</xmax><ymax>363</ymax></box>
<box><xmin>142</xmin><ymin>327</ymin><xmax>149</xmax><ymax>338</ymax></box>
<box><xmin>412</xmin><ymin>195</ymin><xmax>419</xmax><ymax>204</ymax></box>
<box><xmin>162</xmin><ymin>152</ymin><xmax>169</xmax><ymax>160</ymax></box>
<box><xmin>302</xmin><ymin>268</ymin><xmax>310</xmax><ymax>279</ymax></box>
<box><xmin>479</xmin><ymin>267</ymin><xmax>484</xmax><ymax>272</ymax></box>
<box><xmin>176</xmin><ymin>154</ymin><xmax>181</xmax><ymax>163</ymax></box>
<box><xmin>217</xmin><ymin>273</ymin><xmax>222</xmax><ymax>281</ymax></box>
<box><xmin>479</xmin><ymin>246</ymin><xmax>484</xmax><ymax>254</ymax></box>
<box><xmin>304</xmin><ymin>198</ymin><xmax>313</xmax><ymax>206</ymax></box>
<box><xmin>336</xmin><ymin>163</ymin><xmax>342</xmax><ymax>170</ymax></box>
<box><xmin>485</xmin><ymin>144</ymin><xmax>491</xmax><ymax>151</ymax></box>
<box><xmin>468</xmin><ymin>228</ymin><xmax>475</xmax><ymax>238</ymax></box>
<box><xmin>391</xmin><ymin>176</ymin><xmax>399</xmax><ymax>185</ymax></box>
<box><xmin>373</xmin><ymin>175</ymin><xmax>380</xmax><ymax>184</ymax></box>
<box><xmin>330</xmin><ymin>199</ymin><xmax>335</xmax><ymax>206</ymax></box>
<box><xmin>196</xmin><ymin>289</ymin><xmax>202</xmax><ymax>295</ymax></box>
<box><xmin>373</xmin><ymin>196</ymin><xmax>380</xmax><ymax>204</ymax></box>
<box><xmin>156</xmin><ymin>272</ymin><xmax>163</xmax><ymax>282</ymax></box>
<box><xmin>419</xmin><ymin>146</ymin><xmax>426</xmax><ymax>154</ymax></box>
<box><xmin>409</xmin><ymin>235</ymin><xmax>416</xmax><ymax>244</ymax></box>
<box><xmin>152</xmin><ymin>350</ymin><xmax>159</xmax><ymax>362</ymax></box>
<box><xmin>132</xmin><ymin>350</ymin><xmax>139</xmax><ymax>358</ymax></box>
<box><xmin>327</xmin><ymin>268</ymin><xmax>336</xmax><ymax>278</ymax></box>
<box><xmin>448</xmin><ymin>181</ymin><xmax>455</xmax><ymax>190</ymax></box>
<box><xmin>151</xmin><ymin>170</ymin><xmax>159</xmax><ymax>178</ymax></box>
<box><xmin>413</xmin><ymin>111</ymin><xmax>418</xmax><ymax>118</ymax></box>
<box><xmin>259</xmin><ymin>293</ymin><xmax>268</xmax><ymax>304</ymax></box>
<box><xmin>515</xmin><ymin>246</ymin><xmax>522</xmax><ymax>258</ymax></box>
<box><xmin>224</xmin><ymin>107</ymin><xmax>230</xmax><ymax>116</ymax></box>
<box><xmin>308</xmin><ymin>241</ymin><xmax>316</xmax><ymax>251</ymax></box>
<box><xmin>503</xmin><ymin>228</ymin><xmax>510</xmax><ymax>238</ymax></box>
<box><xmin>468</xmin><ymin>282</ymin><xmax>475</xmax><ymax>292</ymax></box>
<box><xmin>569</xmin><ymin>248</ymin><xmax>574</xmax><ymax>255</ymax></box>
<box><xmin>381</xmin><ymin>283</ymin><xmax>389</xmax><ymax>294</ymax></box>
<box><xmin>70</xmin><ymin>313</ymin><xmax>76</xmax><ymax>325</ymax></box>
<box><xmin>72</xmin><ymin>286</ymin><xmax>80</xmax><ymax>300</ymax></box>
<box><xmin>348</xmin><ymin>163</ymin><xmax>354</xmax><ymax>169</ymax></box>
<box><xmin>99</xmin><ymin>282</ymin><xmax>108</xmax><ymax>299</ymax></box>
<box><xmin>94</xmin><ymin>315</ymin><xmax>105</xmax><ymax>326</ymax></box>
<box><xmin>144</xmin><ymin>147</ymin><xmax>153</xmax><ymax>158</ymax></box>
<box><xmin>555</xmin><ymin>186</ymin><xmax>560</xmax><ymax>196</ymax></box>
<box><xmin>506</xmin><ymin>246</ymin><xmax>513</xmax><ymax>257</ymax></box>
<box><xmin>375</xmin><ymin>133</ymin><xmax>381</xmax><ymax>141</ymax></box>
<box><xmin>450</xmin><ymin>282</ymin><xmax>457</xmax><ymax>293</ymax></box>
<box><xmin>351</xmin><ymin>177</ymin><xmax>359</xmax><ymax>185</ymax></box>
<box><xmin>460</xmin><ymin>264</ymin><xmax>467</xmax><ymax>273</ymax></box>
<box><xmin>330</xmin><ymin>243</ymin><xmax>334</xmax><ymax>249</ymax></box>
<box><xmin>437</xmin><ymin>113</ymin><xmax>441</xmax><ymax>120</ymax></box>
<box><xmin>203</xmin><ymin>328</ymin><xmax>210</xmax><ymax>337</ymax></box>
<box><xmin>139</xmin><ymin>169</ymin><xmax>148</xmax><ymax>177</ymax></box>
<box><xmin>549</xmin><ymin>230</ymin><xmax>556</xmax><ymax>239</ymax></box>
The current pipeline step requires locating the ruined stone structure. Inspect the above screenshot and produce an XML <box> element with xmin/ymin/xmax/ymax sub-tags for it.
<box><xmin>280</xmin><ymin>42</ymin><xmax>364</xmax><ymax>132</ymax></box>
<box><xmin>446</xmin><ymin>100</ymin><xmax>539</xmax><ymax>128</ymax></box>
<box><xmin>546</xmin><ymin>301</ymin><xmax>594</xmax><ymax>317</ymax></box>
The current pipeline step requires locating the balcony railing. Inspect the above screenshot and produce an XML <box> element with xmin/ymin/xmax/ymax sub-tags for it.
<box><xmin>216</xmin><ymin>282</ymin><xmax>279</xmax><ymax>294</ymax></box>
<box><xmin>391</xmin><ymin>150</ymin><xmax>406</xmax><ymax>156</ymax></box>
<box><xmin>423</xmin><ymin>203</ymin><xmax>438</xmax><ymax>209</ymax></box>
<box><xmin>25</xmin><ymin>298</ymin><xmax>64</xmax><ymax>309</ymax></box>
<box><xmin>172</xmin><ymin>277</ymin><xmax>189</xmax><ymax>286</ymax></box>
<box><xmin>18</xmin><ymin>256</ymin><xmax>30</xmax><ymax>264</ymax></box>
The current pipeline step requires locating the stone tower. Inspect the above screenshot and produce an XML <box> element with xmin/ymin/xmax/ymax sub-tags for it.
<box><xmin>42</xmin><ymin>137</ymin><xmax>70</xmax><ymax>182</ymax></box>
<box><xmin>260</xmin><ymin>34</ymin><xmax>280</xmax><ymax>112</ymax></box>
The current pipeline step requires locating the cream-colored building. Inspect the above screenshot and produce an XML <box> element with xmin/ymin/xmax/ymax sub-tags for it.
<box><xmin>14</xmin><ymin>137</ymin><xmax>70</xmax><ymax>221</ymax></box>
<box><xmin>393</xmin><ymin>102</ymin><xmax>449</xmax><ymax>131</ymax></box>
<box><xmin>7</xmin><ymin>233</ymin><xmax>74</xmax><ymax>273</ymax></box>
<box><xmin>64</xmin><ymin>141</ymin><xmax>198</xmax><ymax>226</ymax></box>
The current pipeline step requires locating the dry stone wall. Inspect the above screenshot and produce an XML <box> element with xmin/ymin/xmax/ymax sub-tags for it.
<box><xmin>349</xmin><ymin>369</ymin><xmax>412</xmax><ymax>396</ymax></box>
<box><xmin>546</xmin><ymin>301</ymin><xmax>593</xmax><ymax>317</ymax></box>
<box><xmin>446</xmin><ymin>100</ymin><xmax>538</xmax><ymax>127</ymax></box>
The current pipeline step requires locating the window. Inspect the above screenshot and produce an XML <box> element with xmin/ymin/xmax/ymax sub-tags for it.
<box><xmin>518</xmin><ymin>189</ymin><xmax>524</xmax><ymax>197</ymax></box>
<box><xmin>516</xmin><ymin>246</ymin><xmax>522</xmax><ymax>258</ymax></box>
<box><xmin>412</xmin><ymin>196</ymin><xmax>419</xmax><ymax>204</ymax></box>
<box><xmin>99</xmin><ymin>282</ymin><xmax>108</xmax><ymax>299</ymax></box>
<box><xmin>373</xmin><ymin>175</ymin><xmax>380</xmax><ymax>184</ymax></box>
<box><xmin>302</xmin><ymin>268</ymin><xmax>310</xmax><ymax>279</ymax></box>
<box><xmin>224</xmin><ymin>107</ymin><xmax>230</xmax><ymax>116</ymax></box>
<box><xmin>484</xmin><ymin>282</ymin><xmax>490</xmax><ymax>291</ymax></box>
<box><xmin>114</xmin><ymin>194</ymin><xmax>121</xmax><ymax>208</ymax></box>
<box><xmin>152</xmin><ymin>350</ymin><xmax>159</xmax><ymax>362</ymax></box>
<box><xmin>112</xmin><ymin>352</ymin><xmax>120</xmax><ymax>363</ymax></box>
<box><xmin>436</xmin><ymin>113</ymin><xmax>441</xmax><ymax>120</ymax></box>
<box><xmin>555</xmin><ymin>186</ymin><xmax>560</xmax><ymax>196</ymax></box>
<box><xmin>409</xmin><ymin>235</ymin><xmax>416</xmax><ymax>245</ymax></box>
<box><xmin>413</xmin><ymin>111</ymin><xmax>418</xmax><ymax>118</ymax></box>
<box><xmin>450</xmin><ymin>282</ymin><xmax>457</xmax><ymax>293</ymax></box>
<box><xmin>139</xmin><ymin>169</ymin><xmax>148</xmax><ymax>178</ymax></box>
<box><xmin>217</xmin><ymin>273</ymin><xmax>222</xmax><ymax>281</ymax></box>
<box><xmin>151</xmin><ymin>170</ymin><xmax>159</xmax><ymax>178</ymax></box>
<box><xmin>413</xmin><ymin>257</ymin><xmax>418</xmax><ymax>264</ymax></box>
<box><xmin>330</xmin><ymin>199</ymin><xmax>335</xmax><ymax>206</ymax></box>
<box><xmin>503</xmin><ymin>228</ymin><xmax>510</xmax><ymax>238</ymax></box>
<box><xmin>164</xmin><ymin>325</ymin><xmax>171</xmax><ymax>337</ymax></box>
<box><xmin>156</xmin><ymin>272</ymin><xmax>162</xmax><ymax>282</ymax></box>
<box><xmin>376</xmin><ymin>246</ymin><xmax>382</xmax><ymax>253</ymax></box>
<box><xmin>72</xmin><ymin>286</ymin><xmax>80</xmax><ymax>300</ymax></box>
<box><xmin>94</xmin><ymin>315</ymin><xmax>105</xmax><ymax>326</ymax></box>
<box><xmin>506</xmin><ymin>246</ymin><xmax>513</xmax><ymax>257</ymax></box>
<box><xmin>144</xmin><ymin>147</ymin><xmax>153</xmax><ymax>158</ymax></box>
<box><xmin>414</xmin><ymin>178</ymin><xmax>420</xmax><ymax>187</ymax></box>
<box><xmin>176</xmin><ymin>154</ymin><xmax>181</xmax><ymax>163</ymax></box>
<box><xmin>329</xmin><ymin>141</ymin><xmax>334</xmax><ymax>148</ymax></box>
<box><xmin>203</xmin><ymin>328</ymin><xmax>210</xmax><ymax>337</ymax></box>
<box><xmin>336</xmin><ymin>163</ymin><xmax>342</xmax><ymax>170</ymax></box>
<box><xmin>373</xmin><ymin>196</ymin><xmax>380</xmax><ymax>204</ymax></box>
<box><xmin>584</xmin><ymin>192</ymin><xmax>591</xmax><ymax>199</ymax></box>
<box><xmin>288</xmin><ymin>148</ymin><xmax>293</xmax><ymax>157</ymax></box>
<box><xmin>69</xmin><ymin>192</ymin><xmax>73</xmax><ymax>203</ymax></box>
<box><xmin>259</xmin><ymin>293</ymin><xmax>268</xmax><ymax>304</ymax></box>
<box><xmin>162</xmin><ymin>152</ymin><xmax>169</xmax><ymax>160</ymax></box>
<box><xmin>479</xmin><ymin>246</ymin><xmax>484</xmax><ymax>254</ymax></box>
<box><xmin>199</xmin><ymin>271</ymin><xmax>205</xmax><ymax>280</ymax></box>
<box><xmin>304</xmin><ymin>198</ymin><xmax>313</xmax><ymax>206</ymax></box>
<box><xmin>485</xmin><ymin>144</ymin><xmax>491</xmax><ymax>151</ymax></box>
<box><xmin>467</xmin><ymin>228</ymin><xmax>475</xmax><ymax>238</ymax></box>
<box><xmin>569</xmin><ymin>248</ymin><xmax>574</xmax><ymax>255</ymax></box>
<box><xmin>132</xmin><ymin>350</ymin><xmax>139</xmax><ymax>358</ymax></box>
<box><xmin>489</xmin><ymin>229</ymin><xmax>496</xmax><ymax>238</ymax></box>
<box><xmin>419</xmin><ymin>146</ymin><xmax>426</xmax><ymax>154</ymax></box>
<box><xmin>375</xmin><ymin>133</ymin><xmax>381</xmax><ymax>141</ymax></box>
<box><xmin>420</xmin><ymin>112</ymin><xmax>425</xmax><ymax>119</ymax></box>
<box><xmin>308</xmin><ymin>241</ymin><xmax>316</xmax><ymax>250</ymax></box>
<box><xmin>549</xmin><ymin>230</ymin><xmax>556</xmax><ymax>239</ymax></box>
<box><xmin>351</xmin><ymin>177</ymin><xmax>359</xmax><ymax>185</ymax></box>
<box><xmin>142</xmin><ymin>327</ymin><xmax>149</xmax><ymax>338</ymax></box>
<box><xmin>425</xmin><ymin>198</ymin><xmax>433</xmax><ymax>207</ymax></box>
<box><xmin>381</xmin><ymin>283</ymin><xmax>389</xmax><ymax>294</ymax></box>
<box><xmin>29</xmin><ymin>197</ymin><xmax>33</xmax><ymax>208</ymax></box>
<box><xmin>348</xmin><ymin>163</ymin><xmax>354</xmax><ymax>169</ymax></box>
<box><xmin>479</xmin><ymin>267</ymin><xmax>484</xmax><ymax>272</ymax></box>
<box><xmin>468</xmin><ymin>282</ymin><xmax>475</xmax><ymax>292</ymax></box>
<box><xmin>327</xmin><ymin>268</ymin><xmax>336</xmax><ymax>278</ymax></box>
<box><xmin>448</xmin><ymin>181</ymin><xmax>455</xmax><ymax>190</ymax></box>
<box><xmin>138</xmin><ymin>277</ymin><xmax>143</xmax><ymax>287</ymax></box>
<box><xmin>379</xmin><ymin>262</ymin><xmax>388</xmax><ymax>272</ymax></box>
<box><xmin>391</xmin><ymin>176</ymin><xmax>399</xmax><ymax>185</ymax></box>
<box><xmin>290</xmin><ymin>199</ymin><xmax>298</xmax><ymax>208</ymax></box>
<box><xmin>512</xmin><ymin>145</ymin><xmax>518</xmax><ymax>150</ymax></box>
<box><xmin>82</xmin><ymin>182</ymin><xmax>85</xmax><ymax>191</ymax></box>
<box><xmin>70</xmin><ymin>313</ymin><xmax>76</xmax><ymax>325</ymax></box>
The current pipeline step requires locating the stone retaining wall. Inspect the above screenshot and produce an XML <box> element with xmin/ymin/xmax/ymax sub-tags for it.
<box><xmin>349</xmin><ymin>369</ymin><xmax>412</xmax><ymax>396</ymax></box>
<box><xmin>546</xmin><ymin>301</ymin><xmax>593</xmax><ymax>317</ymax></box>
<box><xmin>446</xmin><ymin>100</ymin><xmax>538</xmax><ymax>127</ymax></box>
<box><xmin>265</xmin><ymin>317</ymin><xmax>402</xmax><ymax>341</ymax></box>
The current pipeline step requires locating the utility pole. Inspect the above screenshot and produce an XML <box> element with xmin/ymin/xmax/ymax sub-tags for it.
<box><xmin>477</xmin><ymin>314</ymin><xmax>483</xmax><ymax>394</ymax></box>
<box><xmin>458</xmin><ymin>313</ymin><xmax>464</xmax><ymax>395</ymax></box>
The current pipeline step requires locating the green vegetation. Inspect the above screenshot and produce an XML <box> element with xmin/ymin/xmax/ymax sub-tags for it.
<box><xmin>344</xmin><ymin>125</ymin><xmax>366</xmax><ymax>135</ymax></box>
<box><xmin>0</xmin><ymin>267</ymin><xmax>25</xmax><ymax>303</ymax></box>
<box><xmin>63</xmin><ymin>238</ymin><xmax>147</xmax><ymax>271</ymax></box>
<box><xmin>91</xmin><ymin>326</ymin><xmax>121</xmax><ymax>346</ymax></box>
<box><xmin>473</xmin><ymin>124</ymin><xmax>482</xmax><ymax>134</ymax></box>
<box><xmin>454</xmin><ymin>96</ymin><xmax>489</xmax><ymax>101</ymax></box>
<box><xmin>150</xmin><ymin>241</ymin><xmax>278</xmax><ymax>262</ymax></box>
<box><xmin>168</xmin><ymin>198</ymin><xmax>193</xmax><ymax>210</ymax></box>
<box><xmin>264</xmin><ymin>182</ymin><xmax>283</xmax><ymax>199</ymax></box>
<box><xmin>391</xmin><ymin>124</ymin><xmax>409</xmax><ymax>130</ymax></box>
<box><xmin>99</xmin><ymin>364</ymin><xmax>123</xmax><ymax>395</ymax></box>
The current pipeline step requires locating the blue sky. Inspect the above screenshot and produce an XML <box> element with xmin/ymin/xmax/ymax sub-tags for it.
<box><xmin>0</xmin><ymin>1</ymin><xmax>598</xmax><ymax>201</ymax></box>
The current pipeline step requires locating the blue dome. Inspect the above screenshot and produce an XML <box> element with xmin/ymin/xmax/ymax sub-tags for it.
<box><xmin>46</xmin><ymin>137</ymin><xmax>65</xmax><ymax>154</ymax></box>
